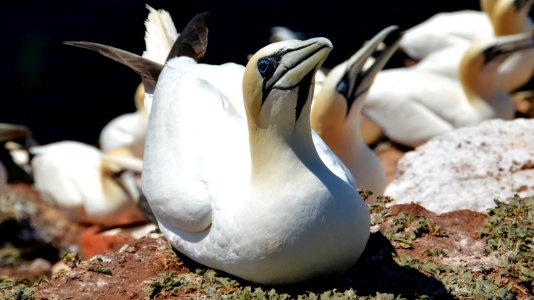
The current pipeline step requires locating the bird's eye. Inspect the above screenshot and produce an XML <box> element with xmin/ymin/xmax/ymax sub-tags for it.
<box><xmin>257</xmin><ymin>58</ymin><xmax>275</xmax><ymax>78</ymax></box>
<box><xmin>336</xmin><ymin>80</ymin><xmax>348</xmax><ymax>95</ymax></box>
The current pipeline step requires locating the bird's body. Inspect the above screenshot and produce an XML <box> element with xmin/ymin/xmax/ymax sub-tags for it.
<box><xmin>143</xmin><ymin>38</ymin><xmax>370</xmax><ymax>284</ymax></box>
<box><xmin>31</xmin><ymin>141</ymin><xmax>143</xmax><ymax>225</ymax></box>
<box><xmin>99</xmin><ymin>111</ymin><xmax>147</xmax><ymax>158</ymax></box>
<box><xmin>412</xmin><ymin>0</ymin><xmax>534</xmax><ymax>91</ymax></box>
<box><xmin>401</xmin><ymin>10</ymin><xmax>493</xmax><ymax>60</ymax></box>
<box><xmin>364</xmin><ymin>32</ymin><xmax>534</xmax><ymax>147</ymax></box>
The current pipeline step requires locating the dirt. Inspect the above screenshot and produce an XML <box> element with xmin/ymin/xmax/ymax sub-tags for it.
<box><xmin>2</xmin><ymin>141</ymin><xmax>531</xmax><ymax>299</ymax></box>
<box><xmin>388</xmin><ymin>204</ymin><xmax>487</xmax><ymax>267</ymax></box>
<box><xmin>32</xmin><ymin>236</ymin><xmax>187</xmax><ymax>300</ymax></box>
<box><xmin>25</xmin><ymin>201</ymin><xmax>494</xmax><ymax>300</ymax></box>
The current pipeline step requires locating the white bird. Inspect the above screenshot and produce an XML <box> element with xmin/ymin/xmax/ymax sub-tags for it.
<box><xmin>0</xmin><ymin>123</ymin><xmax>33</xmax><ymax>190</ymax></box>
<box><xmin>364</xmin><ymin>31</ymin><xmax>534</xmax><ymax>148</ymax></box>
<box><xmin>400</xmin><ymin>0</ymin><xmax>496</xmax><ymax>60</ymax></box>
<box><xmin>99</xmin><ymin>84</ymin><xmax>148</xmax><ymax>158</ymax></box>
<box><xmin>142</xmin><ymin>37</ymin><xmax>370</xmax><ymax>285</ymax></box>
<box><xmin>70</xmin><ymin>21</ymin><xmax>354</xmax><ymax>188</ymax></box>
<box><xmin>311</xmin><ymin>26</ymin><xmax>401</xmax><ymax>197</ymax></box>
<box><xmin>412</xmin><ymin>0</ymin><xmax>533</xmax><ymax>90</ymax></box>
<box><xmin>31</xmin><ymin>141</ymin><xmax>144</xmax><ymax>226</ymax></box>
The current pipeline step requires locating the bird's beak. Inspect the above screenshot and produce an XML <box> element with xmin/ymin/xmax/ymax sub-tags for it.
<box><xmin>270</xmin><ymin>38</ymin><xmax>333</xmax><ymax>90</ymax></box>
<box><xmin>0</xmin><ymin>123</ymin><xmax>31</xmax><ymax>142</ymax></box>
<box><xmin>483</xmin><ymin>30</ymin><xmax>534</xmax><ymax>63</ymax></box>
<box><xmin>337</xmin><ymin>25</ymin><xmax>402</xmax><ymax>109</ymax></box>
<box><xmin>513</xmin><ymin>0</ymin><xmax>533</xmax><ymax>11</ymax></box>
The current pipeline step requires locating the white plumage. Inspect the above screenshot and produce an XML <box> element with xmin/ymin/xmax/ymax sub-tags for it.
<box><xmin>311</xmin><ymin>26</ymin><xmax>401</xmax><ymax>197</ymax></box>
<box><xmin>142</xmin><ymin>38</ymin><xmax>370</xmax><ymax>284</ymax></box>
<box><xmin>31</xmin><ymin>141</ymin><xmax>143</xmax><ymax>225</ymax></box>
<box><xmin>364</xmin><ymin>32</ymin><xmax>534</xmax><ymax>147</ymax></box>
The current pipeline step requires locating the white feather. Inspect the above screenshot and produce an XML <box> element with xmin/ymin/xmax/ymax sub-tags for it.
<box><xmin>142</xmin><ymin>5</ymin><xmax>179</xmax><ymax>64</ymax></box>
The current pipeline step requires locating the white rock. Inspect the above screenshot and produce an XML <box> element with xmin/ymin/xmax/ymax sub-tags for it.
<box><xmin>386</xmin><ymin>118</ymin><xmax>534</xmax><ymax>214</ymax></box>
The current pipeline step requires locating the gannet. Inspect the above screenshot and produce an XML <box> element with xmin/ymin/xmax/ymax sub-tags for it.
<box><xmin>142</xmin><ymin>37</ymin><xmax>370</xmax><ymax>284</ymax></box>
<box><xmin>0</xmin><ymin>123</ymin><xmax>34</xmax><ymax>188</ymax></box>
<box><xmin>492</xmin><ymin>0</ymin><xmax>534</xmax><ymax>91</ymax></box>
<box><xmin>311</xmin><ymin>26</ymin><xmax>401</xmax><ymax>197</ymax></box>
<box><xmin>413</xmin><ymin>0</ymin><xmax>533</xmax><ymax>88</ymax></box>
<box><xmin>31</xmin><ymin>141</ymin><xmax>144</xmax><ymax>226</ymax></box>
<box><xmin>0</xmin><ymin>124</ymin><xmax>31</xmax><ymax>191</ymax></box>
<box><xmin>67</xmin><ymin>17</ymin><xmax>354</xmax><ymax>223</ymax></box>
<box><xmin>400</xmin><ymin>1</ymin><xmax>496</xmax><ymax>60</ymax></box>
<box><xmin>364</xmin><ymin>31</ymin><xmax>534</xmax><ymax>147</ymax></box>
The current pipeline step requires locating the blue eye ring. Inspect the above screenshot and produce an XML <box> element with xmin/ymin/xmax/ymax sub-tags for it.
<box><xmin>257</xmin><ymin>58</ymin><xmax>275</xmax><ymax>77</ymax></box>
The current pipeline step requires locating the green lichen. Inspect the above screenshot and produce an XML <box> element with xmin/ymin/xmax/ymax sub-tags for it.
<box><xmin>60</xmin><ymin>252</ymin><xmax>81</xmax><ymax>268</ymax></box>
<box><xmin>86</xmin><ymin>257</ymin><xmax>112</xmax><ymax>276</ymax></box>
<box><xmin>391</xmin><ymin>195</ymin><xmax>533</xmax><ymax>299</ymax></box>
<box><xmin>0</xmin><ymin>248</ymin><xmax>22</xmax><ymax>267</ymax></box>
<box><xmin>383</xmin><ymin>213</ymin><xmax>445</xmax><ymax>249</ymax></box>
<box><xmin>479</xmin><ymin>195</ymin><xmax>533</xmax><ymax>294</ymax></box>
<box><xmin>0</xmin><ymin>275</ymin><xmax>33</xmax><ymax>300</ymax></box>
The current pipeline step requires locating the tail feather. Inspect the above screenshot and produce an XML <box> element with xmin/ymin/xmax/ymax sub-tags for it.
<box><xmin>143</xmin><ymin>5</ymin><xmax>179</xmax><ymax>64</ymax></box>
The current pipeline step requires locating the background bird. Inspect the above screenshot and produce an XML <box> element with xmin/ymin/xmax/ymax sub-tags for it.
<box><xmin>311</xmin><ymin>26</ymin><xmax>401</xmax><ymax>198</ymax></box>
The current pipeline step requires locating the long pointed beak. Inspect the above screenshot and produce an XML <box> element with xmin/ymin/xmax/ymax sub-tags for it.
<box><xmin>0</xmin><ymin>123</ymin><xmax>31</xmax><ymax>142</ymax></box>
<box><xmin>270</xmin><ymin>37</ymin><xmax>333</xmax><ymax>90</ymax></box>
<box><xmin>337</xmin><ymin>25</ymin><xmax>401</xmax><ymax>109</ymax></box>
<box><xmin>513</xmin><ymin>0</ymin><xmax>533</xmax><ymax>11</ymax></box>
<box><xmin>483</xmin><ymin>30</ymin><xmax>534</xmax><ymax>63</ymax></box>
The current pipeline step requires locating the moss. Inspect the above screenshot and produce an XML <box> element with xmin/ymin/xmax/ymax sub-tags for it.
<box><xmin>391</xmin><ymin>195</ymin><xmax>532</xmax><ymax>299</ymax></box>
<box><xmin>383</xmin><ymin>213</ymin><xmax>444</xmax><ymax>249</ymax></box>
<box><xmin>0</xmin><ymin>275</ymin><xmax>33</xmax><ymax>300</ymax></box>
<box><xmin>478</xmin><ymin>195</ymin><xmax>533</xmax><ymax>295</ymax></box>
<box><xmin>60</xmin><ymin>252</ymin><xmax>81</xmax><ymax>269</ymax></box>
<box><xmin>0</xmin><ymin>248</ymin><xmax>23</xmax><ymax>267</ymax></box>
<box><xmin>86</xmin><ymin>257</ymin><xmax>112</xmax><ymax>276</ymax></box>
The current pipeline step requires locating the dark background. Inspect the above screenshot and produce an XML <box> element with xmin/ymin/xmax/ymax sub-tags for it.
<box><xmin>2</xmin><ymin>1</ymin><xmax>528</xmax><ymax>145</ymax></box>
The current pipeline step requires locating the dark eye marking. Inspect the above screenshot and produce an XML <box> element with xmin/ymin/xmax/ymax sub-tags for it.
<box><xmin>257</xmin><ymin>58</ymin><xmax>276</xmax><ymax>78</ymax></box>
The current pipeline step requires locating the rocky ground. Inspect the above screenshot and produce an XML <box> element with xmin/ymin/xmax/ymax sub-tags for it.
<box><xmin>0</xmin><ymin>140</ymin><xmax>532</xmax><ymax>299</ymax></box>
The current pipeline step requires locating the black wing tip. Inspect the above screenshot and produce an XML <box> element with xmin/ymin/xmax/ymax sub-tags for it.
<box><xmin>194</xmin><ymin>11</ymin><xmax>210</xmax><ymax>22</ymax></box>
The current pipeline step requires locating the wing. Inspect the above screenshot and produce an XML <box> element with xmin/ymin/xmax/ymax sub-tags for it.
<box><xmin>30</xmin><ymin>142</ymin><xmax>102</xmax><ymax>208</ymax></box>
<box><xmin>166</xmin><ymin>12</ymin><xmax>209</xmax><ymax>62</ymax></box>
<box><xmin>64</xmin><ymin>41</ymin><xmax>163</xmax><ymax>91</ymax></box>
<box><xmin>312</xmin><ymin>130</ymin><xmax>355</xmax><ymax>187</ymax></box>
<box><xmin>143</xmin><ymin>5</ymin><xmax>179</xmax><ymax>64</ymax></box>
<box><xmin>99</xmin><ymin>112</ymin><xmax>147</xmax><ymax>158</ymax></box>
<box><xmin>142</xmin><ymin>64</ymin><xmax>248</xmax><ymax>234</ymax></box>
<box><xmin>364</xmin><ymin>71</ymin><xmax>456</xmax><ymax>147</ymax></box>
<box><xmin>401</xmin><ymin>11</ymin><xmax>492</xmax><ymax>59</ymax></box>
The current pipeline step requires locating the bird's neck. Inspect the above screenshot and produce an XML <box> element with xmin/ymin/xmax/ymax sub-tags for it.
<box><xmin>248</xmin><ymin>102</ymin><xmax>321</xmax><ymax>184</ymax></box>
<box><xmin>327</xmin><ymin>102</ymin><xmax>367</xmax><ymax>165</ymax></box>
<box><xmin>461</xmin><ymin>63</ymin><xmax>513</xmax><ymax>118</ymax></box>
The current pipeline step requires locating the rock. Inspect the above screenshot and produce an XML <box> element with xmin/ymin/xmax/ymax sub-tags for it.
<box><xmin>385</xmin><ymin>118</ymin><xmax>534</xmax><ymax>214</ymax></box>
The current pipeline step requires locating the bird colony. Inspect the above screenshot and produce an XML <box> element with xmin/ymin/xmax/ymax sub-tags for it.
<box><xmin>1</xmin><ymin>1</ymin><xmax>533</xmax><ymax>285</ymax></box>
